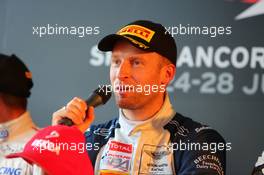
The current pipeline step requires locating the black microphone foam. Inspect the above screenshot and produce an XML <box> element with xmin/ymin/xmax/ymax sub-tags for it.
<box><xmin>58</xmin><ymin>85</ymin><xmax>112</xmax><ymax>126</ymax></box>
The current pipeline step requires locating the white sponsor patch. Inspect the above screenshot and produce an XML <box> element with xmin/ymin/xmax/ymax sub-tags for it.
<box><xmin>100</xmin><ymin>140</ymin><xmax>133</xmax><ymax>174</ymax></box>
<box><xmin>139</xmin><ymin>144</ymin><xmax>173</xmax><ymax>175</ymax></box>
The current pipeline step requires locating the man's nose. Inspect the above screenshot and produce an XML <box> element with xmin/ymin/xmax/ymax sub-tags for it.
<box><xmin>117</xmin><ymin>61</ymin><xmax>130</xmax><ymax>80</ymax></box>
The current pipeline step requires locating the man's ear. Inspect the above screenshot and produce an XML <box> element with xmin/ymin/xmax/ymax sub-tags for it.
<box><xmin>160</xmin><ymin>63</ymin><xmax>176</xmax><ymax>86</ymax></box>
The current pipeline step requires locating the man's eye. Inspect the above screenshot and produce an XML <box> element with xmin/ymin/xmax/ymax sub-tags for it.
<box><xmin>132</xmin><ymin>60</ymin><xmax>142</xmax><ymax>66</ymax></box>
<box><xmin>112</xmin><ymin>59</ymin><xmax>121</xmax><ymax>65</ymax></box>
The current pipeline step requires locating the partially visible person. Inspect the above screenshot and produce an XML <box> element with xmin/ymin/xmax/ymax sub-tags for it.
<box><xmin>6</xmin><ymin>125</ymin><xmax>94</xmax><ymax>175</ymax></box>
<box><xmin>252</xmin><ymin>151</ymin><xmax>264</xmax><ymax>175</ymax></box>
<box><xmin>0</xmin><ymin>54</ymin><xmax>38</xmax><ymax>174</ymax></box>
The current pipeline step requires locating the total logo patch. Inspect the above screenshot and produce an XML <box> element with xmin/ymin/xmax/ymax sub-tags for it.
<box><xmin>100</xmin><ymin>140</ymin><xmax>133</xmax><ymax>175</ymax></box>
<box><xmin>139</xmin><ymin>144</ymin><xmax>173</xmax><ymax>175</ymax></box>
<box><xmin>108</xmin><ymin>140</ymin><xmax>132</xmax><ymax>153</ymax></box>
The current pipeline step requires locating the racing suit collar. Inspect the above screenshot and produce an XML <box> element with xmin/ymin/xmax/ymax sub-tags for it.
<box><xmin>255</xmin><ymin>151</ymin><xmax>264</xmax><ymax>167</ymax></box>
<box><xmin>0</xmin><ymin>111</ymin><xmax>36</xmax><ymax>142</ymax></box>
<box><xmin>119</xmin><ymin>93</ymin><xmax>176</xmax><ymax>136</ymax></box>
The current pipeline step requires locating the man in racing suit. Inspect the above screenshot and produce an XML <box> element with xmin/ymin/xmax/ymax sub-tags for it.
<box><xmin>0</xmin><ymin>54</ymin><xmax>38</xmax><ymax>175</ymax></box>
<box><xmin>252</xmin><ymin>151</ymin><xmax>264</xmax><ymax>175</ymax></box>
<box><xmin>53</xmin><ymin>20</ymin><xmax>226</xmax><ymax>175</ymax></box>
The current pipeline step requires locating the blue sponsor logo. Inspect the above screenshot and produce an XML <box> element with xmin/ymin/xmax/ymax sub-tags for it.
<box><xmin>0</xmin><ymin>167</ymin><xmax>22</xmax><ymax>175</ymax></box>
<box><xmin>0</xmin><ymin>128</ymin><xmax>9</xmax><ymax>141</ymax></box>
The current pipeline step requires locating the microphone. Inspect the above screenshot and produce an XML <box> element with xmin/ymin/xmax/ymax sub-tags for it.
<box><xmin>58</xmin><ymin>85</ymin><xmax>112</xmax><ymax>126</ymax></box>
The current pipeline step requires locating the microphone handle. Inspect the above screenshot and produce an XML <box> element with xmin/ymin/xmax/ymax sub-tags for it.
<box><xmin>58</xmin><ymin>94</ymin><xmax>103</xmax><ymax>126</ymax></box>
<box><xmin>57</xmin><ymin>118</ymin><xmax>74</xmax><ymax>126</ymax></box>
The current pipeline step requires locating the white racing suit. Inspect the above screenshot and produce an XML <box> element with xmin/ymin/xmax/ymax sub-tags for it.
<box><xmin>252</xmin><ymin>151</ymin><xmax>264</xmax><ymax>175</ymax></box>
<box><xmin>0</xmin><ymin>112</ymin><xmax>38</xmax><ymax>175</ymax></box>
<box><xmin>85</xmin><ymin>94</ymin><xmax>226</xmax><ymax>175</ymax></box>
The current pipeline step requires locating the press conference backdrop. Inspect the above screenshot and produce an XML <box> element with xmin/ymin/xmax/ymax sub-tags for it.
<box><xmin>1</xmin><ymin>0</ymin><xmax>263</xmax><ymax>174</ymax></box>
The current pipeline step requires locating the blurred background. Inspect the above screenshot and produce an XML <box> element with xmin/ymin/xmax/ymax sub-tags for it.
<box><xmin>0</xmin><ymin>0</ymin><xmax>263</xmax><ymax>174</ymax></box>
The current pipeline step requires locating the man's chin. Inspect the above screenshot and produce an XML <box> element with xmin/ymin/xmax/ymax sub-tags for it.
<box><xmin>116</xmin><ymin>100</ymin><xmax>137</xmax><ymax>109</ymax></box>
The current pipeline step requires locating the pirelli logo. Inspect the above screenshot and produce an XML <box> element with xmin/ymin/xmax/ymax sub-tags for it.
<box><xmin>117</xmin><ymin>25</ymin><xmax>155</xmax><ymax>43</ymax></box>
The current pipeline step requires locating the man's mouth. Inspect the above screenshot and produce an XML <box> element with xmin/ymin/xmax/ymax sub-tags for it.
<box><xmin>115</xmin><ymin>85</ymin><xmax>134</xmax><ymax>92</ymax></box>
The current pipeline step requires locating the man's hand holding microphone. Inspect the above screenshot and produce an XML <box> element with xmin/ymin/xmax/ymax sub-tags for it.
<box><xmin>52</xmin><ymin>86</ymin><xmax>112</xmax><ymax>132</ymax></box>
